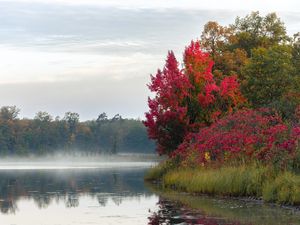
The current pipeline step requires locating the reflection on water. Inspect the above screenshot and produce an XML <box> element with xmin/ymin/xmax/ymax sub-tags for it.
<box><xmin>0</xmin><ymin>169</ymin><xmax>154</xmax><ymax>213</ymax></box>
<box><xmin>0</xmin><ymin>167</ymin><xmax>159</xmax><ymax>225</ymax></box>
<box><xmin>147</xmin><ymin>185</ymin><xmax>300</xmax><ymax>225</ymax></box>
<box><xmin>0</xmin><ymin>165</ymin><xmax>299</xmax><ymax>225</ymax></box>
<box><xmin>148</xmin><ymin>198</ymin><xmax>242</xmax><ymax>225</ymax></box>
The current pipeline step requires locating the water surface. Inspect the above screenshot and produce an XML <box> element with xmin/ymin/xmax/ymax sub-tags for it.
<box><xmin>0</xmin><ymin>162</ymin><xmax>299</xmax><ymax>225</ymax></box>
<box><xmin>0</xmin><ymin>165</ymin><xmax>158</xmax><ymax>225</ymax></box>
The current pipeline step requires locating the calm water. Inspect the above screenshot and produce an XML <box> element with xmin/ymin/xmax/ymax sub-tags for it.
<box><xmin>0</xmin><ymin>162</ymin><xmax>299</xmax><ymax>225</ymax></box>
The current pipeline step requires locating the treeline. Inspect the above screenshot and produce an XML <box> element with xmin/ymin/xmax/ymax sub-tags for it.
<box><xmin>0</xmin><ymin>106</ymin><xmax>154</xmax><ymax>155</ymax></box>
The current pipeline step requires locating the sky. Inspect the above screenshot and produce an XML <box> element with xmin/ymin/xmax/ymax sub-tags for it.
<box><xmin>0</xmin><ymin>0</ymin><xmax>299</xmax><ymax>120</ymax></box>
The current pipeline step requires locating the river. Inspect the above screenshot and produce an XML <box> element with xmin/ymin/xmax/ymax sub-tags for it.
<box><xmin>0</xmin><ymin>161</ymin><xmax>299</xmax><ymax>225</ymax></box>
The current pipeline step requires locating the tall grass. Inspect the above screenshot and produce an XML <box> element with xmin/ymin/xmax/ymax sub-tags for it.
<box><xmin>263</xmin><ymin>172</ymin><xmax>300</xmax><ymax>204</ymax></box>
<box><xmin>153</xmin><ymin>164</ymin><xmax>300</xmax><ymax>205</ymax></box>
<box><xmin>144</xmin><ymin>158</ymin><xmax>178</xmax><ymax>181</ymax></box>
<box><xmin>163</xmin><ymin>165</ymin><xmax>269</xmax><ymax>197</ymax></box>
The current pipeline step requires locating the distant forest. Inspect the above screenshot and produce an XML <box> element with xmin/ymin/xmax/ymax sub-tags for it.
<box><xmin>0</xmin><ymin>106</ymin><xmax>155</xmax><ymax>155</ymax></box>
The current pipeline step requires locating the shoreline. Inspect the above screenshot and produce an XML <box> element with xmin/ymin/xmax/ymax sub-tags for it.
<box><xmin>145</xmin><ymin>161</ymin><xmax>300</xmax><ymax>208</ymax></box>
<box><xmin>146</xmin><ymin>181</ymin><xmax>300</xmax><ymax>225</ymax></box>
<box><xmin>150</xmin><ymin>180</ymin><xmax>300</xmax><ymax>212</ymax></box>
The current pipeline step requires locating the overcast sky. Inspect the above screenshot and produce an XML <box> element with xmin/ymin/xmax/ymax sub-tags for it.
<box><xmin>0</xmin><ymin>0</ymin><xmax>299</xmax><ymax>120</ymax></box>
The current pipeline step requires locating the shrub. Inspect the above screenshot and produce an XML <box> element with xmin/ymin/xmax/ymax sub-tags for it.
<box><xmin>176</xmin><ymin>109</ymin><xmax>300</xmax><ymax>169</ymax></box>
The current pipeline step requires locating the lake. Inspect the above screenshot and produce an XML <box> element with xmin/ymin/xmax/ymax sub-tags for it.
<box><xmin>0</xmin><ymin>161</ymin><xmax>299</xmax><ymax>225</ymax></box>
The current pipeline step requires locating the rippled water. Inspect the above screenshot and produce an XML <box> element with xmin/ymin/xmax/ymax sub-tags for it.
<box><xmin>0</xmin><ymin>162</ymin><xmax>299</xmax><ymax>225</ymax></box>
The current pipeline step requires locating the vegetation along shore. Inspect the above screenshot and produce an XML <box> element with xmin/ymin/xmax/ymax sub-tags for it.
<box><xmin>144</xmin><ymin>11</ymin><xmax>300</xmax><ymax>206</ymax></box>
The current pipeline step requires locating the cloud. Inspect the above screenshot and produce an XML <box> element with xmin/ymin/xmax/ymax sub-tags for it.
<box><xmin>0</xmin><ymin>45</ymin><xmax>166</xmax><ymax>83</ymax></box>
<box><xmin>0</xmin><ymin>1</ymin><xmax>299</xmax><ymax>119</ymax></box>
<box><xmin>0</xmin><ymin>0</ymin><xmax>300</xmax><ymax>12</ymax></box>
<box><xmin>0</xmin><ymin>5</ymin><xmax>240</xmax><ymax>85</ymax></box>
<box><xmin>0</xmin><ymin>76</ymin><xmax>151</xmax><ymax>120</ymax></box>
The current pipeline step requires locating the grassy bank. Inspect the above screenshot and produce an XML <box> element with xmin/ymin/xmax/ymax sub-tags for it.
<box><xmin>145</xmin><ymin>161</ymin><xmax>300</xmax><ymax>205</ymax></box>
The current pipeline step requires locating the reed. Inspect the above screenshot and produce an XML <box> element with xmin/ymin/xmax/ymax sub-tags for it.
<box><xmin>149</xmin><ymin>163</ymin><xmax>300</xmax><ymax>205</ymax></box>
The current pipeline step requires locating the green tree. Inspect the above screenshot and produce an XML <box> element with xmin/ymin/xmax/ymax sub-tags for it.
<box><xmin>63</xmin><ymin>112</ymin><xmax>80</xmax><ymax>149</ymax></box>
<box><xmin>34</xmin><ymin>111</ymin><xmax>53</xmax><ymax>122</ymax></box>
<box><xmin>234</xmin><ymin>12</ymin><xmax>289</xmax><ymax>56</ymax></box>
<box><xmin>0</xmin><ymin>106</ymin><xmax>20</xmax><ymax>155</ymax></box>
<box><xmin>292</xmin><ymin>32</ymin><xmax>300</xmax><ymax>77</ymax></box>
<box><xmin>242</xmin><ymin>45</ymin><xmax>295</xmax><ymax>107</ymax></box>
<box><xmin>0</xmin><ymin>106</ymin><xmax>20</xmax><ymax>121</ymax></box>
<box><xmin>32</xmin><ymin>112</ymin><xmax>54</xmax><ymax>154</ymax></box>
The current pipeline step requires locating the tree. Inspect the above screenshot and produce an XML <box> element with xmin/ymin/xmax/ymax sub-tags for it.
<box><xmin>111</xmin><ymin>114</ymin><xmax>122</xmax><ymax>122</ymax></box>
<box><xmin>34</xmin><ymin>111</ymin><xmax>53</xmax><ymax>122</ymax></box>
<box><xmin>292</xmin><ymin>32</ymin><xmax>300</xmax><ymax>76</ymax></box>
<box><xmin>144</xmin><ymin>41</ymin><xmax>244</xmax><ymax>155</ymax></box>
<box><xmin>200</xmin><ymin>22</ymin><xmax>248</xmax><ymax>79</ymax></box>
<box><xmin>234</xmin><ymin>12</ymin><xmax>288</xmax><ymax>56</ymax></box>
<box><xmin>32</xmin><ymin>111</ymin><xmax>54</xmax><ymax>153</ymax></box>
<box><xmin>96</xmin><ymin>112</ymin><xmax>108</xmax><ymax>123</ymax></box>
<box><xmin>63</xmin><ymin>112</ymin><xmax>79</xmax><ymax>133</ymax></box>
<box><xmin>63</xmin><ymin>112</ymin><xmax>80</xmax><ymax>148</ymax></box>
<box><xmin>213</xmin><ymin>48</ymin><xmax>248</xmax><ymax>79</ymax></box>
<box><xmin>242</xmin><ymin>45</ymin><xmax>295</xmax><ymax>107</ymax></box>
<box><xmin>0</xmin><ymin>106</ymin><xmax>20</xmax><ymax>155</ymax></box>
<box><xmin>200</xmin><ymin>12</ymin><xmax>289</xmax><ymax>81</ymax></box>
<box><xmin>0</xmin><ymin>106</ymin><xmax>20</xmax><ymax>121</ymax></box>
<box><xmin>199</xmin><ymin>12</ymin><xmax>299</xmax><ymax>116</ymax></box>
<box><xmin>0</xmin><ymin>107</ymin><xmax>153</xmax><ymax>155</ymax></box>
<box><xmin>200</xmin><ymin>21</ymin><xmax>231</xmax><ymax>59</ymax></box>
<box><xmin>144</xmin><ymin>51</ymin><xmax>191</xmax><ymax>155</ymax></box>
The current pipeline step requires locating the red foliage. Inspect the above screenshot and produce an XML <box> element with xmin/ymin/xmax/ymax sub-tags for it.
<box><xmin>184</xmin><ymin>41</ymin><xmax>214</xmax><ymax>85</ymax></box>
<box><xmin>144</xmin><ymin>51</ymin><xmax>190</xmax><ymax>155</ymax></box>
<box><xmin>176</xmin><ymin>109</ymin><xmax>300</xmax><ymax>168</ymax></box>
<box><xmin>144</xmin><ymin>41</ymin><xmax>245</xmax><ymax>155</ymax></box>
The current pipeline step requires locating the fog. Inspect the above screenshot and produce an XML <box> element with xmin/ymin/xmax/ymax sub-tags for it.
<box><xmin>0</xmin><ymin>152</ymin><xmax>160</xmax><ymax>170</ymax></box>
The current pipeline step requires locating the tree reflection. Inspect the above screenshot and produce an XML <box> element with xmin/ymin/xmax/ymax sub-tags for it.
<box><xmin>66</xmin><ymin>194</ymin><xmax>79</xmax><ymax>208</ymax></box>
<box><xmin>97</xmin><ymin>194</ymin><xmax>108</xmax><ymax>207</ymax></box>
<box><xmin>148</xmin><ymin>198</ymin><xmax>243</xmax><ymax>225</ymax></box>
<box><xmin>33</xmin><ymin>195</ymin><xmax>52</xmax><ymax>209</ymax></box>
<box><xmin>0</xmin><ymin>199</ymin><xmax>18</xmax><ymax>214</ymax></box>
<box><xmin>0</xmin><ymin>169</ymin><xmax>152</xmax><ymax>214</ymax></box>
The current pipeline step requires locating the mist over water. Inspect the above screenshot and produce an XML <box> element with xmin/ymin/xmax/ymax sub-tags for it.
<box><xmin>0</xmin><ymin>153</ymin><xmax>160</xmax><ymax>170</ymax></box>
<box><xmin>0</xmin><ymin>166</ymin><xmax>159</xmax><ymax>225</ymax></box>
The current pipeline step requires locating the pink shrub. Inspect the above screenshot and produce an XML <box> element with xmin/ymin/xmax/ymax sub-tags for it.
<box><xmin>175</xmin><ymin>109</ymin><xmax>300</xmax><ymax>168</ymax></box>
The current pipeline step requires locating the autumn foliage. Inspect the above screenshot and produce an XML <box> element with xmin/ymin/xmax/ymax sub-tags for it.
<box><xmin>144</xmin><ymin>40</ymin><xmax>300</xmax><ymax>170</ymax></box>
<box><xmin>145</xmin><ymin>12</ymin><xmax>300</xmax><ymax>170</ymax></box>
<box><xmin>176</xmin><ymin>109</ymin><xmax>300</xmax><ymax>169</ymax></box>
<box><xmin>144</xmin><ymin>41</ymin><xmax>244</xmax><ymax>155</ymax></box>
<box><xmin>145</xmin><ymin>12</ymin><xmax>300</xmax><ymax>206</ymax></box>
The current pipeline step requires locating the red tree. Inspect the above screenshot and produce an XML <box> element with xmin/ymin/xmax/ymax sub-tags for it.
<box><xmin>144</xmin><ymin>51</ymin><xmax>190</xmax><ymax>155</ymax></box>
<box><xmin>144</xmin><ymin>41</ymin><xmax>245</xmax><ymax>155</ymax></box>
